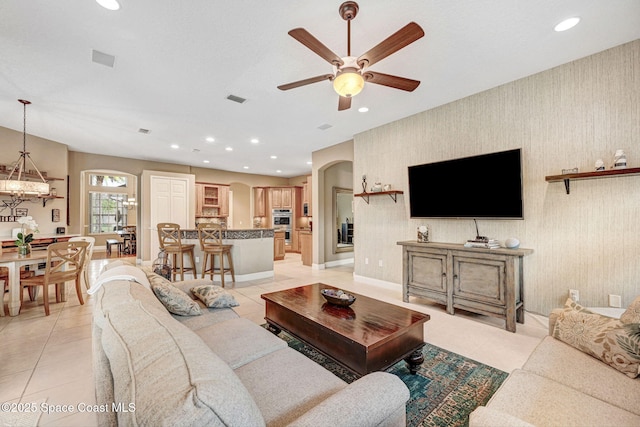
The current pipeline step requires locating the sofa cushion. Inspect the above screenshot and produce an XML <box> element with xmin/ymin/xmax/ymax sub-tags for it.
<box><xmin>483</xmin><ymin>369</ymin><xmax>640</xmax><ymax>426</ymax></box>
<box><xmin>152</xmin><ymin>282</ymin><xmax>202</xmax><ymax>316</ymax></box>
<box><xmin>191</xmin><ymin>284</ymin><xmax>239</xmax><ymax>308</ymax></box>
<box><xmin>235</xmin><ymin>348</ymin><xmax>347</xmax><ymax>426</ymax></box>
<box><xmin>195</xmin><ymin>318</ymin><xmax>287</xmax><ymax>369</ymax></box>
<box><xmin>101</xmin><ymin>298</ymin><xmax>265</xmax><ymax>426</ymax></box>
<box><xmin>552</xmin><ymin>307</ymin><xmax>640</xmax><ymax>378</ymax></box>
<box><xmin>621</xmin><ymin>296</ymin><xmax>640</xmax><ymax>324</ymax></box>
<box><xmin>523</xmin><ymin>336</ymin><xmax>640</xmax><ymax>416</ymax></box>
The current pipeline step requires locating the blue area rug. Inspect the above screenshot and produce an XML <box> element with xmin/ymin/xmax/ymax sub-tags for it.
<box><xmin>276</xmin><ymin>331</ymin><xmax>508</xmax><ymax>427</ymax></box>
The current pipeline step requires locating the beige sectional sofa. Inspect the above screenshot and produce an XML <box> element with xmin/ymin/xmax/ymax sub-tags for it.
<box><xmin>91</xmin><ymin>263</ymin><xmax>410</xmax><ymax>426</ymax></box>
<box><xmin>470</xmin><ymin>305</ymin><xmax>640</xmax><ymax>427</ymax></box>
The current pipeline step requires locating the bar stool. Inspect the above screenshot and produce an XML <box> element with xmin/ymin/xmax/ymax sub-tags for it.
<box><xmin>197</xmin><ymin>223</ymin><xmax>235</xmax><ymax>287</ymax></box>
<box><xmin>157</xmin><ymin>223</ymin><xmax>196</xmax><ymax>281</ymax></box>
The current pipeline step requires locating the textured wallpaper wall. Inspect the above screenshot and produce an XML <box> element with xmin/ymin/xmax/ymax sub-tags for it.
<box><xmin>354</xmin><ymin>40</ymin><xmax>640</xmax><ymax>315</ymax></box>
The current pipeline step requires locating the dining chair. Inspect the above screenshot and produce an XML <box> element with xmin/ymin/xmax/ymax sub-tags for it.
<box><xmin>20</xmin><ymin>241</ymin><xmax>89</xmax><ymax>316</ymax></box>
<box><xmin>197</xmin><ymin>223</ymin><xmax>235</xmax><ymax>287</ymax></box>
<box><xmin>69</xmin><ymin>236</ymin><xmax>95</xmax><ymax>289</ymax></box>
<box><xmin>157</xmin><ymin>223</ymin><xmax>196</xmax><ymax>281</ymax></box>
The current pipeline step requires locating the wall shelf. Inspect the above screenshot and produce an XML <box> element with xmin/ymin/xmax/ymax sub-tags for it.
<box><xmin>354</xmin><ymin>190</ymin><xmax>403</xmax><ymax>204</ymax></box>
<box><xmin>545</xmin><ymin>167</ymin><xmax>640</xmax><ymax>194</ymax></box>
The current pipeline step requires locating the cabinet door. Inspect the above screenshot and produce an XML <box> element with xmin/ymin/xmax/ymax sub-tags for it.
<box><xmin>271</xmin><ymin>188</ymin><xmax>282</xmax><ymax>209</ymax></box>
<box><xmin>407</xmin><ymin>250</ymin><xmax>448</xmax><ymax>298</ymax></box>
<box><xmin>281</xmin><ymin>187</ymin><xmax>292</xmax><ymax>209</ymax></box>
<box><xmin>195</xmin><ymin>184</ymin><xmax>203</xmax><ymax>216</ymax></box>
<box><xmin>254</xmin><ymin>187</ymin><xmax>266</xmax><ymax>217</ymax></box>
<box><xmin>452</xmin><ymin>254</ymin><xmax>506</xmax><ymax>306</ymax></box>
<box><xmin>274</xmin><ymin>232</ymin><xmax>285</xmax><ymax>260</ymax></box>
<box><xmin>218</xmin><ymin>186</ymin><xmax>229</xmax><ymax>216</ymax></box>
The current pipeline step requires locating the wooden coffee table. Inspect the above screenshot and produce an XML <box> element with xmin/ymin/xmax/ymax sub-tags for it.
<box><xmin>261</xmin><ymin>283</ymin><xmax>430</xmax><ymax>375</ymax></box>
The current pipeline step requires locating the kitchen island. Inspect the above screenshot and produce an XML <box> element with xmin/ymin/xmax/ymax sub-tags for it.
<box><xmin>179</xmin><ymin>228</ymin><xmax>275</xmax><ymax>282</ymax></box>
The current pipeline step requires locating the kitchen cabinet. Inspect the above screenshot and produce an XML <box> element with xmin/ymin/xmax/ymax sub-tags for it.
<box><xmin>397</xmin><ymin>241</ymin><xmax>533</xmax><ymax>332</ymax></box>
<box><xmin>274</xmin><ymin>231</ymin><xmax>285</xmax><ymax>261</ymax></box>
<box><xmin>253</xmin><ymin>187</ymin><xmax>267</xmax><ymax>218</ymax></box>
<box><xmin>270</xmin><ymin>187</ymin><xmax>293</xmax><ymax>209</ymax></box>
<box><xmin>300</xmin><ymin>231</ymin><xmax>312</xmax><ymax>266</ymax></box>
<box><xmin>195</xmin><ymin>182</ymin><xmax>229</xmax><ymax>218</ymax></box>
<box><xmin>302</xmin><ymin>175</ymin><xmax>312</xmax><ymax>216</ymax></box>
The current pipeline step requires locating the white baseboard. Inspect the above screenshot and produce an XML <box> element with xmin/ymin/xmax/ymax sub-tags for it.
<box><xmin>352</xmin><ymin>274</ymin><xmax>401</xmax><ymax>291</ymax></box>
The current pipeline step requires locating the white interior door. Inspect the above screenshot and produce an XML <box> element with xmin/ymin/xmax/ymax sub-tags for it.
<box><xmin>149</xmin><ymin>176</ymin><xmax>189</xmax><ymax>259</ymax></box>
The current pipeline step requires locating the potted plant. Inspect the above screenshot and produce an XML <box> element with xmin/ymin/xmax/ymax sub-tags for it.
<box><xmin>15</xmin><ymin>215</ymin><xmax>39</xmax><ymax>256</ymax></box>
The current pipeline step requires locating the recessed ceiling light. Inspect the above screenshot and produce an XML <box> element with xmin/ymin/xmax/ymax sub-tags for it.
<box><xmin>96</xmin><ymin>0</ymin><xmax>120</xmax><ymax>10</ymax></box>
<box><xmin>306</xmin><ymin>161</ymin><xmax>312</xmax><ymax>165</ymax></box>
<box><xmin>250</xmin><ymin>138</ymin><xmax>259</xmax><ymax>144</ymax></box>
<box><xmin>276</xmin><ymin>170</ymin><xmax>282</xmax><ymax>174</ymax></box>
<box><xmin>554</xmin><ymin>17</ymin><xmax>580</xmax><ymax>32</ymax></box>
<box><xmin>270</xmin><ymin>155</ymin><xmax>277</xmax><ymax>159</ymax></box>
<box><xmin>203</xmin><ymin>160</ymin><xmax>210</xmax><ymax>164</ymax></box>
<box><xmin>205</xmin><ymin>137</ymin><xmax>215</xmax><ymax>143</ymax></box>
<box><xmin>243</xmin><ymin>166</ymin><xmax>249</xmax><ymax>169</ymax></box>
<box><xmin>358</xmin><ymin>107</ymin><xmax>369</xmax><ymax>113</ymax></box>
<box><xmin>170</xmin><ymin>144</ymin><xmax>179</xmax><ymax>149</ymax></box>
<box><xmin>225</xmin><ymin>147</ymin><xmax>233</xmax><ymax>151</ymax></box>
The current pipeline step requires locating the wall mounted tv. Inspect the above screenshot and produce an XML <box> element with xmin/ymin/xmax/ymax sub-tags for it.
<box><xmin>408</xmin><ymin>148</ymin><xmax>523</xmax><ymax>219</ymax></box>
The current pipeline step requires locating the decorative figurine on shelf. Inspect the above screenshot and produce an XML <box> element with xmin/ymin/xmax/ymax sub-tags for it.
<box><xmin>417</xmin><ymin>225</ymin><xmax>429</xmax><ymax>243</ymax></box>
<box><xmin>595</xmin><ymin>159</ymin><xmax>605</xmax><ymax>171</ymax></box>
<box><xmin>361</xmin><ymin>175</ymin><xmax>367</xmax><ymax>193</ymax></box>
<box><xmin>383</xmin><ymin>184</ymin><xmax>391</xmax><ymax>191</ymax></box>
<box><xmin>613</xmin><ymin>149</ymin><xmax>627</xmax><ymax>169</ymax></box>
<box><xmin>371</xmin><ymin>182</ymin><xmax>383</xmax><ymax>192</ymax></box>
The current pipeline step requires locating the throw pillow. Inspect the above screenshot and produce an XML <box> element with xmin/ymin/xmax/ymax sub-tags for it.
<box><xmin>561</xmin><ymin>297</ymin><xmax>594</xmax><ymax>314</ymax></box>
<box><xmin>152</xmin><ymin>283</ymin><xmax>202</xmax><ymax>316</ymax></box>
<box><xmin>553</xmin><ymin>309</ymin><xmax>640</xmax><ymax>378</ymax></box>
<box><xmin>621</xmin><ymin>296</ymin><xmax>640</xmax><ymax>324</ymax></box>
<box><xmin>190</xmin><ymin>285</ymin><xmax>239</xmax><ymax>308</ymax></box>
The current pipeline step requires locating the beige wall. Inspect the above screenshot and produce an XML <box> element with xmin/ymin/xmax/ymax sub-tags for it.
<box><xmin>0</xmin><ymin>128</ymin><xmax>68</xmax><ymax>237</ymax></box>
<box><xmin>311</xmin><ymin>140</ymin><xmax>354</xmax><ymax>266</ymax></box>
<box><xmin>353</xmin><ymin>40</ymin><xmax>640</xmax><ymax>315</ymax></box>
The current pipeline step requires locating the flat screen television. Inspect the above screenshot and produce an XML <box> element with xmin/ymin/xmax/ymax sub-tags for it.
<box><xmin>408</xmin><ymin>148</ymin><xmax>523</xmax><ymax>219</ymax></box>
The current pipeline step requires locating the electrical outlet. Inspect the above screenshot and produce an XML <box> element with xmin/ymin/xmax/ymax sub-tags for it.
<box><xmin>195</xmin><ymin>256</ymin><xmax>200</xmax><ymax>263</ymax></box>
<box><xmin>365</xmin><ymin>258</ymin><xmax>369</xmax><ymax>265</ymax></box>
<box><xmin>569</xmin><ymin>289</ymin><xmax>579</xmax><ymax>301</ymax></box>
<box><xmin>378</xmin><ymin>260</ymin><xmax>383</xmax><ymax>267</ymax></box>
<box><xmin>609</xmin><ymin>294</ymin><xmax>622</xmax><ymax>308</ymax></box>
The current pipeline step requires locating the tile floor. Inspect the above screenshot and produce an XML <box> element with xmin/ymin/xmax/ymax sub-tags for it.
<box><xmin>0</xmin><ymin>252</ymin><xmax>548</xmax><ymax>426</ymax></box>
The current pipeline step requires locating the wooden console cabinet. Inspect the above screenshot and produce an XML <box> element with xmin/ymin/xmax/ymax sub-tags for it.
<box><xmin>397</xmin><ymin>241</ymin><xmax>533</xmax><ymax>332</ymax></box>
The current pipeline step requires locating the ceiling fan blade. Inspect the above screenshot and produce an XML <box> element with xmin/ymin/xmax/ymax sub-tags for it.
<box><xmin>338</xmin><ymin>96</ymin><xmax>352</xmax><ymax>111</ymax></box>
<box><xmin>277</xmin><ymin>74</ymin><xmax>334</xmax><ymax>91</ymax></box>
<box><xmin>357</xmin><ymin>22</ymin><xmax>424</xmax><ymax>69</ymax></box>
<box><xmin>363</xmin><ymin>71</ymin><xmax>420</xmax><ymax>92</ymax></box>
<box><xmin>288</xmin><ymin>28</ymin><xmax>344</xmax><ymax>66</ymax></box>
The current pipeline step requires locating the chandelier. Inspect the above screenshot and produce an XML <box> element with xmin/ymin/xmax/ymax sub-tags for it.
<box><xmin>0</xmin><ymin>100</ymin><xmax>50</xmax><ymax>196</ymax></box>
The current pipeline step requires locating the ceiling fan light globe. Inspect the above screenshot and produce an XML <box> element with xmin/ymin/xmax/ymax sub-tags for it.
<box><xmin>333</xmin><ymin>71</ymin><xmax>364</xmax><ymax>98</ymax></box>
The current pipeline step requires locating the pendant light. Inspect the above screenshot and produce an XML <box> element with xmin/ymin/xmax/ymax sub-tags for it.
<box><xmin>0</xmin><ymin>100</ymin><xmax>50</xmax><ymax>196</ymax></box>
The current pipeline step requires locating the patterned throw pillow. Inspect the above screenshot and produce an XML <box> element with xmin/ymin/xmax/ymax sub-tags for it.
<box><xmin>151</xmin><ymin>282</ymin><xmax>202</xmax><ymax>316</ymax></box>
<box><xmin>190</xmin><ymin>285</ymin><xmax>239</xmax><ymax>308</ymax></box>
<box><xmin>553</xmin><ymin>304</ymin><xmax>640</xmax><ymax>378</ymax></box>
<box><xmin>621</xmin><ymin>296</ymin><xmax>640</xmax><ymax>324</ymax></box>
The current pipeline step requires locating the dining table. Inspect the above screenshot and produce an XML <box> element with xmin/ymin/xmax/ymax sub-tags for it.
<box><xmin>0</xmin><ymin>249</ymin><xmax>69</xmax><ymax>317</ymax></box>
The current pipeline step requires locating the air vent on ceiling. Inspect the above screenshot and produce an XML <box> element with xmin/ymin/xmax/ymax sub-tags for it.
<box><xmin>92</xmin><ymin>49</ymin><xmax>116</xmax><ymax>68</ymax></box>
<box><xmin>317</xmin><ymin>123</ymin><xmax>332</xmax><ymax>131</ymax></box>
<box><xmin>138</xmin><ymin>128</ymin><xmax>150</xmax><ymax>134</ymax></box>
<box><xmin>226</xmin><ymin>94</ymin><xmax>247</xmax><ymax>104</ymax></box>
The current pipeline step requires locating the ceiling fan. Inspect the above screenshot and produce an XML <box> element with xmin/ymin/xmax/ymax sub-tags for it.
<box><xmin>277</xmin><ymin>1</ymin><xmax>425</xmax><ymax>111</ymax></box>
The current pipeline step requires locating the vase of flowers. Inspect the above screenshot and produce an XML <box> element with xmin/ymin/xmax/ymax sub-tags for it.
<box><xmin>16</xmin><ymin>215</ymin><xmax>38</xmax><ymax>257</ymax></box>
